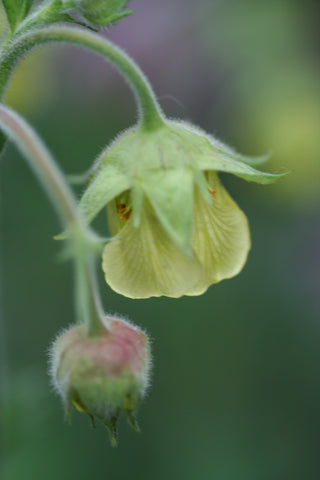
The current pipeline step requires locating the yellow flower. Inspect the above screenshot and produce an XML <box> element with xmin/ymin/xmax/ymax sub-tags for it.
<box><xmin>79</xmin><ymin>121</ymin><xmax>287</xmax><ymax>298</ymax></box>
<box><xmin>102</xmin><ymin>171</ymin><xmax>249</xmax><ymax>298</ymax></box>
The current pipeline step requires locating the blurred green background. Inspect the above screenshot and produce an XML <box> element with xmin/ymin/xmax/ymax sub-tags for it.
<box><xmin>1</xmin><ymin>0</ymin><xmax>320</xmax><ymax>479</ymax></box>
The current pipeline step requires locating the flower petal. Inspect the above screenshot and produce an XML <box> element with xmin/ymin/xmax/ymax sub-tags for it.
<box><xmin>102</xmin><ymin>203</ymin><xmax>203</xmax><ymax>299</ymax></box>
<box><xmin>186</xmin><ymin>172</ymin><xmax>251</xmax><ymax>295</ymax></box>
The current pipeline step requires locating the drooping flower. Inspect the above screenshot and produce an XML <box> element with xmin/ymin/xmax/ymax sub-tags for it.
<box><xmin>79</xmin><ymin>121</ymin><xmax>287</xmax><ymax>298</ymax></box>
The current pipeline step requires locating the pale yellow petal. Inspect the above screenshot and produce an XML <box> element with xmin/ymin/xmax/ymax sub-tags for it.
<box><xmin>102</xmin><ymin>205</ymin><xmax>203</xmax><ymax>299</ymax></box>
<box><xmin>186</xmin><ymin>172</ymin><xmax>251</xmax><ymax>295</ymax></box>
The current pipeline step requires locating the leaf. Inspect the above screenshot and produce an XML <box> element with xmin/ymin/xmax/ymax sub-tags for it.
<box><xmin>3</xmin><ymin>0</ymin><xmax>22</xmax><ymax>31</ymax></box>
<box><xmin>2</xmin><ymin>0</ymin><xmax>33</xmax><ymax>31</ymax></box>
<box><xmin>24</xmin><ymin>0</ymin><xmax>34</xmax><ymax>17</ymax></box>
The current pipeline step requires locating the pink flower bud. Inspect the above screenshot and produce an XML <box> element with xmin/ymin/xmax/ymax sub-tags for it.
<box><xmin>50</xmin><ymin>317</ymin><xmax>151</xmax><ymax>445</ymax></box>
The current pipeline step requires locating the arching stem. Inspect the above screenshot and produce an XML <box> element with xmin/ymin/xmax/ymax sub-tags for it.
<box><xmin>0</xmin><ymin>26</ymin><xmax>165</xmax><ymax>131</ymax></box>
<box><xmin>0</xmin><ymin>105</ymin><xmax>106</xmax><ymax>337</ymax></box>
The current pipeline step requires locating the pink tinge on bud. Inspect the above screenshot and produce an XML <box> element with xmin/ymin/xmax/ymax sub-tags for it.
<box><xmin>93</xmin><ymin>318</ymin><xmax>147</xmax><ymax>375</ymax></box>
<box><xmin>50</xmin><ymin>317</ymin><xmax>151</xmax><ymax>445</ymax></box>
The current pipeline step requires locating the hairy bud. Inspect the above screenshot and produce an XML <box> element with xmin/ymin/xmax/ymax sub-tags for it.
<box><xmin>50</xmin><ymin>316</ymin><xmax>151</xmax><ymax>445</ymax></box>
<box><xmin>74</xmin><ymin>0</ymin><xmax>132</xmax><ymax>27</ymax></box>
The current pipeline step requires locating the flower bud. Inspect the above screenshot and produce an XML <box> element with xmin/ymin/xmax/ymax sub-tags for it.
<box><xmin>74</xmin><ymin>0</ymin><xmax>132</xmax><ymax>27</ymax></box>
<box><xmin>50</xmin><ymin>316</ymin><xmax>151</xmax><ymax>445</ymax></box>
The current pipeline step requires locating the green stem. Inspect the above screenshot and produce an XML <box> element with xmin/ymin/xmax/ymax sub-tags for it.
<box><xmin>0</xmin><ymin>105</ymin><xmax>106</xmax><ymax>336</ymax></box>
<box><xmin>0</xmin><ymin>26</ymin><xmax>165</xmax><ymax>131</ymax></box>
<box><xmin>0</xmin><ymin>196</ymin><xmax>9</xmax><ymax>403</ymax></box>
<box><xmin>73</xmin><ymin>234</ymin><xmax>106</xmax><ymax>337</ymax></box>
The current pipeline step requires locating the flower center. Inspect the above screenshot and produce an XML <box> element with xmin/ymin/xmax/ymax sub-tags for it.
<box><xmin>209</xmin><ymin>187</ymin><xmax>217</xmax><ymax>199</ymax></box>
<box><xmin>116</xmin><ymin>203</ymin><xmax>132</xmax><ymax>220</ymax></box>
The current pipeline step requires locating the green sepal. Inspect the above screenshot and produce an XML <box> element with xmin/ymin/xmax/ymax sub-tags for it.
<box><xmin>22</xmin><ymin>3</ymin><xmax>87</xmax><ymax>30</ymax></box>
<box><xmin>140</xmin><ymin>168</ymin><xmax>194</xmax><ymax>254</ymax></box>
<box><xmin>131</xmin><ymin>186</ymin><xmax>144</xmax><ymax>228</ymax></box>
<box><xmin>75</xmin><ymin>0</ymin><xmax>133</xmax><ymax>28</ymax></box>
<box><xmin>207</xmin><ymin>135</ymin><xmax>271</xmax><ymax>167</ymax></box>
<box><xmin>194</xmin><ymin>170</ymin><xmax>212</xmax><ymax>204</ymax></box>
<box><xmin>39</xmin><ymin>12</ymin><xmax>84</xmax><ymax>28</ymax></box>
<box><xmin>58</xmin><ymin>13</ymin><xmax>98</xmax><ymax>30</ymax></box>
<box><xmin>67</xmin><ymin>165</ymin><xmax>97</xmax><ymax>185</ymax></box>
<box><xmin>78</xmin><ymin>164</ymin><xmax>130</xmax><ymax>224</ymax></box>
<box><xmin>232</xmin><ymin>151</ymin><xmax>271</xmax><ymax>167</ymax></box>
<box><xmin>25</xmin><ymin>0</ymin><xmax>34</xmax><ymax>16</ymax></box>
<box><xmin>198</xmin><ymin>149</ymin><xmax>289</xmax><ymax>184</ymax></box>
<box><xmin>169</xmin><ymin>121</ymin><xmax>276</xmax><ymax>175</ymax></box>
<box><xmin>127</xmin><ymin>410</ymin><xmax>140</xmax><ymax>433</ymax></box>
<box><xmin>104</xmin><ymin>416</ymin><xmax>118</xmax><ymax>447</ymax></box>
<box><xmin>105</xmin><ymin>9</ymin><xmax>133</xmax><ymax>25</ymax></box>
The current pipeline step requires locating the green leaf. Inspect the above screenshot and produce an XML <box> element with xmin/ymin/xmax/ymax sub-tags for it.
<box><xmin>2</xmin><ymin>0</ymin><xmax>33</xmax><ymax>31</ymax></box>
<box><xmin>3</xmin><ymin>0</ymin><xmax>21</xmax><ymax>31</ymax></box>
<box><xmin>198</xmin><ymin>149</ymin><xmax>290</xmax><ymax>184</ymax></box>
<box><xmin>24</xmin><ymin>0</ymin><xmax>34</xmax><ymax>17</ymax></box>
<box><xmin>78</xmin><ymin>164</ymin><xmax>131</xmax><ymax>224</ymax></box>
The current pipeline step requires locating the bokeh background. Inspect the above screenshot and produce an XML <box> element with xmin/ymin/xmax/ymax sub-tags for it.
<box><xmin>1</xmin><ymin>0</ymin><xmax>320</xmax><ymax>479</ymax></box>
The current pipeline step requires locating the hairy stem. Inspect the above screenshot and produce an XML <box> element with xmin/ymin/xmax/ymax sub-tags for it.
<box><xmin>0</xmin><ymin>26</ymin><xmax>165</xmax><ymax>131</ymax></box>
<box><xmin>0</xmin><ymin>105</ymin><xmax>106</xmax><ymax>336</ymax></box>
